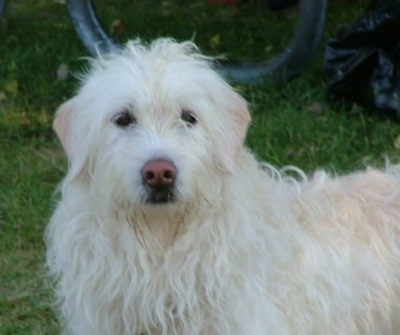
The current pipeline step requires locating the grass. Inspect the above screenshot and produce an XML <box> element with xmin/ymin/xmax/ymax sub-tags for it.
<box><xmin>1</xmin><ymin>0</ymin><xmax>399</xmax><ymax>333</ymax></box>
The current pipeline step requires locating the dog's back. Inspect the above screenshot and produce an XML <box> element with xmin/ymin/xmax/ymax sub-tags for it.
<box><xmin>272</xmin><ymin>166</ymin><xmax>400</xmax><ymax>334</ymax></box>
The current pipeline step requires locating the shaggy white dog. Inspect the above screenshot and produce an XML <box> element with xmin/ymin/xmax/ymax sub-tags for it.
<box><xmin>47</xmin><ymin>38</ymin><xmax>400</xmax><ymax>335</ymax></box>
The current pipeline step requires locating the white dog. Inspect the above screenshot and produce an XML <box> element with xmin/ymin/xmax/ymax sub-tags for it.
<box><xmin>47</xmin><ymin>38</ymin><xmax>400</xmax><ymax>335</ymax></box>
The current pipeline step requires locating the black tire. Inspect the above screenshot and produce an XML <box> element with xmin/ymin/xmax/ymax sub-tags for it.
<box><xmin>66</xmin><ymin>0</ymin><xmax>327</xmax><ymax>84</ymax></box>
<box><xmin>218</xmin><ymin>0</ymin><xmax>327</xmax><ymax>84</ymax></box>
<box><xmin>0</xmin><ymin>0</ymin><xmax>6</xmax><ymax>18</ymax></box>
<box><xmin>66</xmin><ymin>0</ymin><xmax>119</xmax><ymax>55</ymax></box>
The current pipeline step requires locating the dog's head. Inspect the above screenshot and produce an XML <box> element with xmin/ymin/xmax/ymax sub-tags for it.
<box><xmin>54</xmin><ymin>38</ymin><xmax>250</xmax><ymax>206</ymax></box>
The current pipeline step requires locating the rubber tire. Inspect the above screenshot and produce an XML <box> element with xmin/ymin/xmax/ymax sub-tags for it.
<box><xmin>66</xmin><ymin>0</ymin><xmax>120</xmax><ymax>55</ymax></box>
<box><xmin>0</xmin><ymin>0</ymin><xmax>6</xmax><ymax>18</ymax></box>
<box><xmin>66</xmin><ymin>0</ymin><xmax>327</xmax><ymax>84</ymax></box>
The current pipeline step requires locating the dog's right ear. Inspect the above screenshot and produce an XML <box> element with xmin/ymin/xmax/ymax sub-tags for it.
<box><xmin>54</xmin><ymin>99</ymin><xmax>75</xmax><ymax>158</ymax></box>
<box><xmin>54</xmin><ymin>98</ymin><xmax>89</xmax><ymax>181</ymax></box>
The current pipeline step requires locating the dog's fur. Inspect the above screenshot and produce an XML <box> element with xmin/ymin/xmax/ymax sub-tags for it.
<box><xmin>47</xmin><ymin>38</ymin><xmax>400</xmax><ymax>335</ymax></box>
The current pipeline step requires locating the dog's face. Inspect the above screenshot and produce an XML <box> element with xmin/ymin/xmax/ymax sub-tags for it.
<box><xmin>54</xmin><ymin>39</ymin><xmax>250</xmax><ymax>207</ymax></box>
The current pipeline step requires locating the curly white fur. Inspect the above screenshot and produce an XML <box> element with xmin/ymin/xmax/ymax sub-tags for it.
<box><xmin>47</xmin><ymin>38</ymin><xmax>400</xmax><ymax>335</ymax></box>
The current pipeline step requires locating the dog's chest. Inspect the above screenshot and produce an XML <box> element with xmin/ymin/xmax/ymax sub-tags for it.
<box><xmin>126</xmin><ymin>247</ymin><xmax>216</xmax><ymax>332</ymax></box>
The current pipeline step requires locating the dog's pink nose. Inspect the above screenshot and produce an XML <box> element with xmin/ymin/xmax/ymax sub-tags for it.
<box><xmin>142</xmin><ymin>159</ymin><xmax>177</xmax><ymax>188</ymax></box>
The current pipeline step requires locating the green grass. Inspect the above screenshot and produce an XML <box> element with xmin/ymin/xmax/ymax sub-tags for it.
<box><xmin>1</xmin><ymin>0</ymin><xmax>399</xmax><ymax>333</ymax></box>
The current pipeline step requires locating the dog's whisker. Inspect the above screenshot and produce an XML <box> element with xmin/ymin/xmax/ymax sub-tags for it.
<box><xmin>183</xmin><ymin>204</ymin><xmax>191</xmax><ymax>222</ymax></box>
<box><xmin>170</xmin><ymin>212</ymin><xmax>186</xmax><ymax>246</ymax></box>
<box><xmin>196</xmin><ymin>191</ymin><xmax>212</xmax><ymax>209</ymax></box>
<box><xmin>127</xmin><ymin>212</ymin><xmax>150</xmax><ymax>253</ymax></box>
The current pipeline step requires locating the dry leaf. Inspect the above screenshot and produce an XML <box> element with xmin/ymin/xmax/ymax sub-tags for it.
<box><xmin>0</xmin><ymin>92</ymin><xmax>7</xmax><ymax>102</ymax></box>
<box><xmin>265</xmin><ymin>45</ymin><xmax>274</xmax><ymax>53</ymax></box>
<box><xmin>5</xmin><ymin>80</ymin><xmax>18</xmax><ymax>97</ymax></box>
<box><xmin>110</xmin><ymin>19</ymin><xmax>124</xmax><ymax>36</ymax></box>
<box><xmin>394</xmin><ymin>134</ymin><xmax>400</xmax><ymax>150</ymax></box>
<box><xmin>210</xmin><ymin>34</ymin><xmax>221</xmax><ymax>49</ymax></box>
<box><xmin>307</xmin><ymin>102</ymin><xmax>324</xmax><ymax>114</ymax></box>
<box><xmin>57</xmin><ymin>63</ymin><xmax>69</xmax><ymax>81</ymax></box>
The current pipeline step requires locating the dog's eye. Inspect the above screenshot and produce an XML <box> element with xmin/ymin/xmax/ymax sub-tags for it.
<box><xmin>181</xmin><ymin>110</ymin><xmax>197</xmax><ymax>126</ymax></box>
<box><xmin>113</xmin><ymin>111</ymin><xmax>136</xmax><ymax>127</ymax></box>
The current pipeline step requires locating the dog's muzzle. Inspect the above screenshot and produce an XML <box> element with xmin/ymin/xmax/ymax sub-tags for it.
<box><xmin>141</xmin><ymin>159</ymin><xmax>177</xmax><ymax>204</ymax></box>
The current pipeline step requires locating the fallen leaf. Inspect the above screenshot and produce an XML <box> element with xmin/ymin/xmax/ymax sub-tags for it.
<box><xmin>210</xmin><ymin>34</ymin><xmax>221</xmax><ymax>49</ymax></box>
<box><xmin>5</xmin><ymin>80</ymin><xmax>18</xmax><ymax>97</ymax></box>
<box><xmin>0</xmin><ymin>92</ymin><xmax>6</xmax><ymax>102</ymax></box>
<box><xmin>394</xmin><ymin>134</ymin><xmax>400</xmax><ymax>150</ymax></box>
<box><xmin>38</xmin><ymin>109</ymin><xmax>51</xmax><ymax>125</ymax></box>
<box><xmin>110</xmin><ymin>19</ymin><xmax>124</xmax><ymax>36</ymax></box>
<box><xmin>57</xmin><ymin>63</ymin><xmax>69</xmax><ymax>81</ymax></box>
<box><xmin>265</xmin><ymin>45</ymin><xmax>274</xmax><ymax>53</ymax></box>
<box><xmin>307</xmin><ymin>102</ymin><xmax>324</xmax><ymax>114</ymax></box>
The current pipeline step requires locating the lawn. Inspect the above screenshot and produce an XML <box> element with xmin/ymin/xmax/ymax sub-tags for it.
<box><xmin>1</xmin><ymin>0</ymin><xmax>399</xmax><ymax>333</ymax></box>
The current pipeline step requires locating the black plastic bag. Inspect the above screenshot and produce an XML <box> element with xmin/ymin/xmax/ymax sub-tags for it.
<box><xmin>265</xmin><ymin>0</ymin><xmax>297</xmax><ymax>11</ymax></box>
<box><xmin>324</xmin><ymin>1</ymin><xmax>400</xmax><ymax>117</ymax></box>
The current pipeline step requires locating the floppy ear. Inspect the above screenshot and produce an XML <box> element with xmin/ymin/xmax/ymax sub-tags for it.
<box><xmin>54</xmin><ymin>98</ymin><xmax>89</xmax><ymax>181</ymax></box>
<box><xmin>54</xmin><ymin>99</ymin><xmax>75</xmax><ymax>158</ymax></box>
<box><xmin>216</xmin><ymin>89</ymin><xmax>250</xmax><ymax>172</ymax></box>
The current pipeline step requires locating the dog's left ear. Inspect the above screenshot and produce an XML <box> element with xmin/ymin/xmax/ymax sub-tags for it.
<box><xmin>217</xmin><ymin>89</ymin><xmax>250</xmax><ymax>172</ymax></box>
